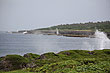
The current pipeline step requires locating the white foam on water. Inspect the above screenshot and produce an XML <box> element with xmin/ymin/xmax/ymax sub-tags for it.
<box><xmin>95</xmin><ymin>30</ymin><xmax>110</xmax><ymax>50</ymax></box>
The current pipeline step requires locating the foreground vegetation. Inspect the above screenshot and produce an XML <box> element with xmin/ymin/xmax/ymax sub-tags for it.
<box><xmin>0</xmin><ymin>49</ymin><xmax>110</xmax><ymax>73</ymax></box>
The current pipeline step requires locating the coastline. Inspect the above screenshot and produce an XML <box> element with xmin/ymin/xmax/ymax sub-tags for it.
<box><xmin>11</xmin><ymin>29</ymin><xmax>110</xmax><ymax>38</ymax></box>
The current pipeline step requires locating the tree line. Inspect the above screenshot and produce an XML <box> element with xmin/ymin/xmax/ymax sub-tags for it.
<box><xmin>38</xmin><ymin>21</ymin><xmax>110</xmax><ymax>32</ymax></box>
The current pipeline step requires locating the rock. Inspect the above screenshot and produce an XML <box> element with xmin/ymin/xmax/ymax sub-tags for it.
<box><xmin>39</xmin><ymin>54</ymin><xmax>46</xmax><ymax>59</ymax></box>
<box><xmin>24</xmin><ymin>53</ymin><xmax>40</xmax><ymax>60</ymax></box>
<box><xmin>38</xmin><ymin>52</ymin><xmax>58</xmax><ymax>59</ymax></box>
<box><xmin>63</xmin><ymin>52</ymin><xmax>71</xmax><ymax>56</ymax></box>
<box><xmin>88</xmin><ymin>51</ymin><xmax>94</xmax><ymax>55</ymax></box>
<box><xmin>26</xmin><ymin>62</ymin><xmax>36</xmax><ymax>68</ymax></box>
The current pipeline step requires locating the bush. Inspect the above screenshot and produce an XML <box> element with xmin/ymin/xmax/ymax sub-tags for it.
<box><xmin>0</xmin><ymin>55</ymin><xmax>29</xmax><ymax>71</ymax></box>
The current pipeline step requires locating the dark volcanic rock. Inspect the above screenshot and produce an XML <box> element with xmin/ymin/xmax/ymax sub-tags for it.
<box><xmin>24</xmin><ymin>53</ymin><xmax>40</xmax><ymax>59</ymax></box>
<box><xmin>63</xmin><ymin>52</ymin><xmax>71</xmax><ymax>56</ymax></box>
<box><xmin>38</xmin><ymin>52</ymin><xmax>58</xmax><ymax>59</ymax></box>
<box><xmin>88</xmin><ymin>51</ymin><xmax>94</xmax><ymax>55</ymax></box>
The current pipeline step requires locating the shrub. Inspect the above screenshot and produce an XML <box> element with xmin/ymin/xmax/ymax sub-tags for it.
<box><xmin>0</xmin><ymin>55</ymin><xmax>29</xmax><ymax>71</ymax></box>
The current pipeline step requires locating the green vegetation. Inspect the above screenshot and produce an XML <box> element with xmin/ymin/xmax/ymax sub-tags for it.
<box><xmin>0</xmin><ymin>49</ymin><xmax>110</xmax><ymax>73</ymax></box>
<box><xmin>0</xmin><ymin>55</ymin><xmax>29</xmax><ymax>71</ymax></box>
<box><xmin>38</xmin><ymin>21</ymin><xmax>110</xmax><ymax>32</ymax></box>
<box><xmin>24</xmin><ymin>53</ymin><xmax>40</xmax><ymax>61</ymax></box>
<box><xmin>0</xmin><ymin>70</ymin><xmax>33</xmax><ymax>73</ymax></box>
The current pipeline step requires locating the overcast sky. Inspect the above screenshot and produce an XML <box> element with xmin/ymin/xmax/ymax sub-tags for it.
<box><xmin>0</xmin><ymin>0</ymin><xmax>110</xmax><ymax>31</ymax></box>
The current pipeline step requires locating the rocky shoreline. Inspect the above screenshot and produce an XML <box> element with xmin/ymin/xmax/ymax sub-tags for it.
<box><xmin>0</xmin><ymin>49</ymin><xmax>110</xmax><ymax>73</ymax></box>
<box><xmin>12</xmin><ymin>29</ymin><xmax>110</xmax><ymax>38</ymax></box>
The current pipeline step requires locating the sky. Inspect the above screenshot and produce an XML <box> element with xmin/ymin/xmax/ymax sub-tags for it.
<box><xmin>0</xmin><ymin>0</ymin><xmax>110</xmax><ymax>31</ymax></box>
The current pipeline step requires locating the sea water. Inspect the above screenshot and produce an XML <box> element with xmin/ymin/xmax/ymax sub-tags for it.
<box><xmin>0</xmin><ymin>32</ymin><xmax>110</xmax><ymax>57</ymax></box>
